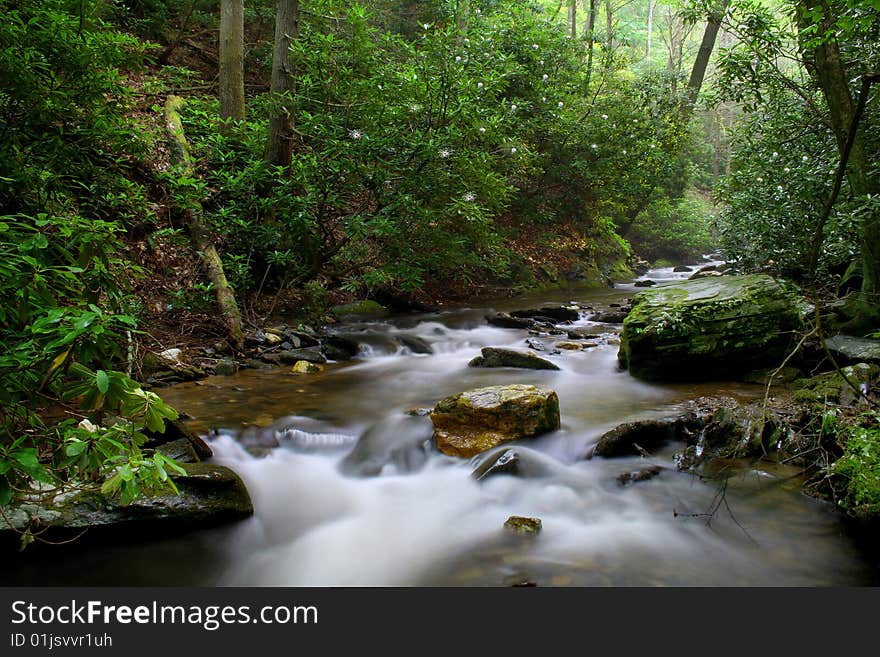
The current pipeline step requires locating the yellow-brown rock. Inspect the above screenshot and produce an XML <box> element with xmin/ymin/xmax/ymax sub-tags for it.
<box><xmin>430</xmin><ymin>384</ymin><xmax>560</xmax><ymax>458</ymax></box>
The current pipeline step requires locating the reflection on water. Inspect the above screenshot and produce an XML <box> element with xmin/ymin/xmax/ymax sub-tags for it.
<box><xmin>5</xmin><ymin>262</ymin><xmax>877</xmax><ymax>586</ymax></box>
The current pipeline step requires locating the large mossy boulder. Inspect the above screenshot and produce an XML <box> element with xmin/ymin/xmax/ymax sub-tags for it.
<box><xmin>618</xmin><ymin>274</ymin><xmax>804</xmax><ymax>381</ymax></box>
<box><xmin>430</xmin><ymin>384</ymin><xmax>560</xmax><ymax>458</ymax></box>
<box><xmin>1</xmin><ymin>463</ymin><xmax>253</xmax><ymax>549</ymax></box>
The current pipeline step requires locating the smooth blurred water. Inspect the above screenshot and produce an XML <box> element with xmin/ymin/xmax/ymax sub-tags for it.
<box><xmin>6</xmin><ymin>259</ymin><xmax>877</xmax><ymax>586</ymax></box>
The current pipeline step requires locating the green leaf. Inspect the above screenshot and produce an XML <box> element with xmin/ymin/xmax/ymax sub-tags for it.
<box><xmin>153</xmin><ymin>456</ymin><xmax>168</xmax><ymax>482</ymax></box>
<box><xmin>65</xmin><ymin>441</ymin><xmax>88</xmax><ymax>457</ymax></box>
<box><xmin>96</xmin><ymin>370</ymin><xmax>109</xmax><ymax>394</ymax></box>
<box><xmin>20</xmin><ymin>528</ymin><xmax>35</xmax><ymax>551</ymax></box>
<box><xmin>13</xmin><ymin>448</ymin><xmax>39</xmax><ymax>468</ymax></box>
<box><xmin>101</xmin><ymin>473</ymin><xmax>122</xmax><ymax>495</ymax></box>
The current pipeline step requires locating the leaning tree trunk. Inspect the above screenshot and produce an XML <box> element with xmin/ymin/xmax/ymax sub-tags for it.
<box><xmin>164</xmin><ymin>96</ymin><xmax>245</xmax><ymax>350</ymax></box>
<box><xmin>684</xmin><ymin>0</ymin><xmax>731</xmax><ymax>112</ymax></box>
<box><xmin>219</xmin><ymin>0</ymin><xmax>245</xmax><ymax>127</ymax></box>
<box><xmin>796</xmin><ymin>0</ymin><xmax>880</xmax><ymax>305</ymax></box>
<box><xmin>265</xmin><ymin>0</ymin><xmax>300</xmax><ymax>168</ymax></box>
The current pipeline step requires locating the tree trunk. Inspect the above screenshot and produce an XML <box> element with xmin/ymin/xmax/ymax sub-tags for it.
<box><xmin>265</xmin><ymin>0</ymin><xmax>300</xmax><ymax>168</ymax></box>
<box><xmin>796</xmin><ymin>0</ymin><xmax>880</xmax><ymax>304</ymax></box>
<box><xmin>219</xmin><ymin>0</ymin><xmax>245</xmax><ymax>126</ymax></box>
<box><xmin>584</xmin><ymin>0</ymin><xmax>597</xmax><ymax>90</ymax></box>
<box><xmin>646</xmin><ymin>0</ymin><xmax>655</xmax><ymax>61</ymax></box>
<box><xmin>456</xmin><ymin>0</ymin><xmax>469</xmax><ymax>33</ymax></box>
<box><xmin>604</xmin><ymin>0</ymin><xmax>613</xmax><ymax>54</ymax></box>
<box><xmin>666</xmin><ymin>10</ymin><xmax>684</xmax><ymax>80</ymax></box>
<box><xmin>685</xmin><ymin>0</ymin><xmax>731</xmax><ymax>109</ymax></box>
<box><xmin>164</xmin><ymin>96</ymin><xmax>245</xmax><ymax>350</ymax></box>
<box><xmin>568</xmin><ymin>0</ymin><xmax>577</xmax><ymax>39</ymax></box>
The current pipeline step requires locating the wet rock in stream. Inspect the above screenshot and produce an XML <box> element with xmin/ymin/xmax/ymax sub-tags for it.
<box><xmin>393</xmin><ymin>334</ymin><xmax>433</xmax><ymax>354</ymax></box>
<box><xmin>619</xmin><ymin>274</ymin><xmax>806</xmax><ymax>381</ymax></box>
<box><xmin>471</xmin><ymin>446</ymin><xmax>569</xmax><ymax>481</ymax></box>
<box><xmin>589</xmin><ymin>415</ymin><xmax>703</xmax><ymax>458</ymax></box>
<box><xmin>485</xmin><ymin>312</ymin><xmax>551</xmax><ymax>330</ymax></box>
<box><xmin>508</xmin><ymin>305</ymin><xmax>580</xmax><ymax>323</ymax></box>
<box><xmin>468</xmin><ymin>346</ymin><xmax>560</xmax><ymax>371</ymax></box>
<box><xmin>431</xmin><ymin>384</ymin><xmax>561</xmax><ymax>458</ymax></box>
<box><xmin>338</xmin><ymin>414</ymin><xmax>432</xmax><ymax>477</ymax></box>
<box><xmin>617</xmin><ymin>465</ymin><xmax>664</xmax><ymax>485</ymax></box>
<box><xmin>504</xmin><ymin>516</ymin><xmax>543</xmax><ymax>534</ymax></box>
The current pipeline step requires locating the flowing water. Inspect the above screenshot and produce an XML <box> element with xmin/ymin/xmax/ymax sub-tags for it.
<box><xmin>7</xmin><ymin>261</ymin><xmax>879</xmax><ymax>586</ymax></box>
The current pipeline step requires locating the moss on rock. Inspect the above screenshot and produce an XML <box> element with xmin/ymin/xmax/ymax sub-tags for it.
<box><xmin>619</xmin><ymin>274</ymin><xmax>805</xmax><ymax>381</ymax></box>
<box><xmin>1</xmin><ymin>463</ymin><xmax>253</xmax><ymax>547</ymax></box>
<box><xmin>794</xmin><ymin>363</ymin><xmax>879</xmax><ymax>406</ymax></box>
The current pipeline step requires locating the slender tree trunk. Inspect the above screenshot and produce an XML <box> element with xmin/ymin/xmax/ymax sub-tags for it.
<box><xmin>456</xmin><ymin>0</ymin><xmax>469</xmax><ymax>33</ymax></box>
<box><xmin>685</xmin><ymin>0</ymin><xmax>731</xmax><ymax>109</ymax></box>
<box><xmin>666</xmin><ymin>11</ymin><xmax>686</xmax><ymax>93</ymax></box>
<box><xmin>568</xmin><ymin>0</ymin><xmax>577</xmax><ymax>39</ymax></box>
<box><xmin>646</xmin><ymin>0</ymin><xmax>655</xmax><ymax>61</ymax></box>
<box><xmin>585</xmin><ymin>0</ymin><xmax>597</xmax><ymax>89</ymax></box>
<box><xmin>712</xmin><ymin>109</ymin><xmax>722</xmax><ymax>184</ymax></box>
<box><xmin>604</xmin><ymin>0</ymin><xmax>613</xmax><ymax>54</ymax></box>
<box><xmin>265</xmin><ymin>0</ymin><xmax>300</xmax><ymax>168</ymax></box>
<box><xmin>219</xmin><ymin>0</ymin><xmax>245</xmax><ymax>126</ymax></box>
<box><xmin>163</xmin><ymin>96</ymin><xmax>245</xmax><ymax>350</ymax></box>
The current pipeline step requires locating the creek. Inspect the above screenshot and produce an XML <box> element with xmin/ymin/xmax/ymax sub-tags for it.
<box><xmin>6</xmin><ymin>261</ymin><xmax>878</xmax><ymax>586</ymax></box>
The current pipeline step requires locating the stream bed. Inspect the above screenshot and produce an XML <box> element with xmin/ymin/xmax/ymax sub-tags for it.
<box><xmin>6</xmin><ymin>262</ymin><xmax>879</xmax><ymax>586</ymax></box>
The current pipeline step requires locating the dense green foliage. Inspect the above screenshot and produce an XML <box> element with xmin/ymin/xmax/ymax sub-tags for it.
<box><xmin>0</xmin><ymin>0</ymin><xmax>181</xmax><ymax>540</ymax></box>
<box><xmin>4</xmin><ymin>0</ymin><xmax>878</xmax><ymax>536</ymax></box>
<box><xmin>174</xmin><ymin>1</ymin><xmax>710</xmax><ymax>297</ymax></box>
<box><xmin>832</xmin><ymin>413</ymin><xmax>880</xmax><ymax>515</ymax></box>
<box><xmin>714</xmin><ymin>0</ymin><xmax>880</xmax><ymax>291</ymax></box>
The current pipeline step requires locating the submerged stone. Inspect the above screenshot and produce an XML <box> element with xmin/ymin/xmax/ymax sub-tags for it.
<box><xmin>394</xmin><ymin>335</ymin><xmax>433</xmax><ymax>354</ymax></box>
<box><xmin>619</xmin><ymin>274</ymin><xmax>805</xmax><ymax>381</ymax></box>
<box><xmin>504</xmin><ymin>516</ymin><xmax>542</xmax><ymax>534</ymax></box>
<box><xmin>470</xmin><ymin>445</ymin><xmax>567</xmax><ymax>481</ymax></box>
<box><xmin>339</xmin><ymin>414</ymin><xmax>432</xmax><ymax>477</ymax></box>
<box><xmin>617</xmin><ymin>465</ymin><xmax>663</xmax><ymax>485</ymax></box>
<box><xmin>554</xmin><ymin>341</ymin><xmax>585</xmax><ymax>351</ymax></box>
<box><xmin>431</xmin><ymin>384</ymin><xmax>561</xmax><ymax>458</ymax></box>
